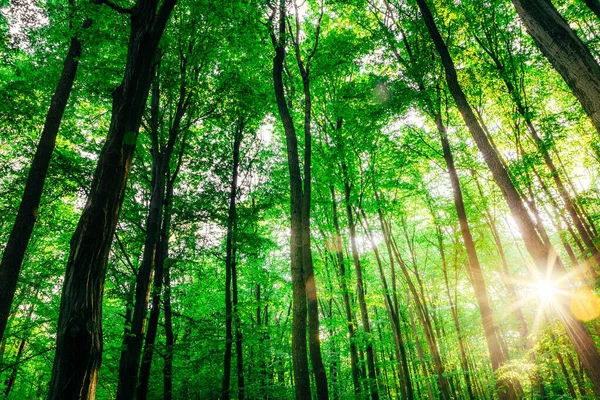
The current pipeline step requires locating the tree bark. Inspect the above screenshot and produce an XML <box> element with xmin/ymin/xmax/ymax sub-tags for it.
<box><xmin>0</xmin><ymin>16</ymin><xmax>90</xmax><ymax>343</ymax></box>
<box><xmin>47</xmin><ymin>2</ymin><xmax>176</xmax><ymax>398</ymax></box>
<box><xmin>417</xmin><ymin>0</ymin><xmax>600</xmax><ymax>393</ymax></box>
<box><xmin>511</xmin><ymin>0</ymin><xmax>600</xmax><ymax>135</ymax></box>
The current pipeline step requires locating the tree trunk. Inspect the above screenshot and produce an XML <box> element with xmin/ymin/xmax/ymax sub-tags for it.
<box><xmin>270</xmin><ymin>1</ymin><xmax>310</xmax><ymax>397</ymax></box>
<box><xmin>47</xmin><ymin>2</ymin><xmax>176</xmax><ymax>398</ymax></box>
<box><xmin>436</xmin><ymin>113</ymin><xmax>516</xmax><ymax>399</ymax></box>
<box><xmin>222</xmin><ymin>120</ymin><xmax>243</xmax><ymax>400</ymax></box>
<box><xmin>342</xmin><ymin>167</ymin><xmax>379</xmax><ymax>400</ymax></box>
<box><xmin>117</xmin><ymin>64</ymin><xmax>185</xmax><ymax>400</ymax></box>
<box><xmin>416</xmin><ymin>0</ymin><xmax>600</xmax><ymax>393</ymax></box>
<box><xmin>329</xmin><ymin>185</ymin><xmax>361</xmax><ymax>395</ymax></box>
<box><xmin>137</xmin><ymin>137</ymin><xmax>182</xmax><ymax>400</ymax></box>
<box><xmin>360</xmin><ymin>209</ymin><xmax>412</xmax><ymax>400</ymax></box>
<box><xmin>511</xmin><ymin>0</ymin><xmax>600</xmax><ymax>135</ymax></box>
<box><xmin>0</xmin><ymin>16</ymin><xmax>90</xmax><ymax>342</ymax></box>
<box><xmin>163</xmin><ymin>256</ymin><xmax>174</xmax><ymax>400</ymax></box>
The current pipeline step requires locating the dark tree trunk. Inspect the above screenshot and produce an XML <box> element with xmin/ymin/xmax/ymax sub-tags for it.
<box><xmin>416</xmin><ymin>0</ymin><xmax>600</xmax><ymax>394</ymax></box>
<box><xmin>47</xmin><ymin>2</ymin><xmax>176</xmax><ymax>399</ymax></box>
<box><xmin>0</xmin><ymin>16</ymin><xmax>90</xmax><ymax>342</ymax></box>
<box><xmin>511</xmin><ymin>0</ymin><xmax>600</xmax><ymax>135</ymax></box>
<box><xmin>436</xmin><ymin>113</ymin><xmax>516</xmax><ymax>399</ymax></box>
<box><xmin>270</xmin><ymin>1</ymin><xmax>310</xmax><ymax>397</ymax></box>
<box><xmin>222</xmin><ymin>119</ymin><xmax>243</xmax><ymax>400</ymax></box>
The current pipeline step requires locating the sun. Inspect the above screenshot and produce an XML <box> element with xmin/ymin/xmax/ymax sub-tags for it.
<box><xmin>534</xmin><ymin>279</ymin><xmax>557</xmax><ymax>303</ymax></box>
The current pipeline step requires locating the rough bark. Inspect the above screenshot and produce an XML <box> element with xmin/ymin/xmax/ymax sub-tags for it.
<box><xmin>0</xmin><ymin>16</ymin><xmax>90</xmax><ymax>342</ymax></box>
<box><xmin>47</xmin><ymin>1</ymin><xmax>176</xmax><ymax>398</ymax></box>
<box><xmin>512</xmin><ymin>0</ymin><xmax>600</xmax><ymax>135</ymax></box>
<box><xmin>417</xmin><ymin>0</ymin><xmax>600</xmax><ymax>393</ymax></box>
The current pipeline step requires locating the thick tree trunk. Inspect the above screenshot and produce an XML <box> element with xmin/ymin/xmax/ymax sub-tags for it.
<box><xmin>511</xmin><ymin>0</ymin><xmax>600</xmax><ymax>135</ymax></box>
<box><xmin>342</xmin><ymin>169</ymin><xmax>379</xmax><ymax>400</ymax></box>
<box><xmin>270</xmin><ymin>1</ymin><xmax>310</xmax><ymax>397</ymax></box>
<box><xmin>417</xmin><ymin>0</ymin><xmax>600</xmax><ymax>394</ymax></box>
<box><xmin>0</xmin><ymin>17</ymin><xmax>89</xmax><ymax>342</ymax></box>
<box><xmin>47</xmin><ymin>2</ymin><xmax>176</xmax><ymax>399</ymax></box>
<box><xmin>436</xmin><ymin>114</ymin><xmax>516</xmax><ymax>399</ymax></box>
<box><xmin>221</xmin><ymin>122</ymin><xmax>242</xmax><ymax>400</ymax></box>
<box><xmin>329</xmin><ymin>185</ymin><xmax>361</xmax><ymax>394</ymax></box>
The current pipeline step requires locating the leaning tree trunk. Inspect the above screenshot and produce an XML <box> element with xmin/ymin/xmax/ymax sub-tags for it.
<box><xmin>0</xmin><ymin>16</ymin><xmax>90</xmax><ymax>343</ymax></box>
<box><xmin>416</xmin><ymin>0</ymin><xmax>600</xmax><ymax>394</ymax></box>
<box><xmin>436</xmin><ymin>113</ymin><xmax>517</xmax><ymax>399</ymax></box>
<box><xmin>511</xmin><ymin>0</ymin><xmax>600</xmax><ymax>136</ymax></box>
<box><xmin>47</xmin><ymin>1</ymin><xmax>176</xmax><ymax>399</ymax></box>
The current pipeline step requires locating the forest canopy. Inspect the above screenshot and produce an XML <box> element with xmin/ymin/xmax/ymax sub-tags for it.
<box><xmin>2</xmin><ymin>0</ymin><xmax>600</xmax><ymax>399</ymax></box>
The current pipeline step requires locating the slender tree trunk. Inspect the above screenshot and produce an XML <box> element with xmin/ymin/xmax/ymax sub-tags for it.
<box><xmin>0</xmin><ymin>16</ymin><xmax>90</xmax><ymax>342</ymax></box>
<box><xmin>293</xmin><ymin>9</ymin><xmax>328</xmax><ymax>398</ymax></box>
<box><xmin>342</xmin><ymin>167</ymin><xmax>379</xmax><ymax>400</ymax></box>
<box><xmin>270</xmin><ymin>1</ymin><xmax>310</xmax><ymax>396</ymax></box>
<box><xmin>360</xmin><ymin>209</ymin><xmax>412</xmax><ymax>400</ymax></box>
<box><xmin>137</xmin><ymin>136</ymin><xmax>183</xmax><ymax>400</ymax></box>
<box><xmin>416</xmin><ymin>0</ymin><xmax>600</xmax><ymax>393</ymax></box>
<box><xmin>222</xmin><ymin>120</ymin><xmax>243</xmax><ymax>400</ymax></box>
<box><xmin>393</xmin><ymin>226</ymin><xmax>451</xmax><ymax>400</ymax></box>
<box><xmin>329</xmin><ymin>185</ymin><xmax>361</xmax><ymax>395</ymax></box>
<box><xmin>408</xmin><ymin>305</ymin><xmax>434</xmax><ymax>400</ymax></box>
<box><xmin>117</xmin><ymin>65</ymin><xmax>185</xmax><ymax>400</ymax></box>
<box><xmin>435</xmin><ymin>114</ymin><xmax>516</xmax><ymax>399</ymax></box>
<box><xmin>3</xmin><ymin>337</ymin><xmax>26</xmax><ymax>397</ymax></box>
<box><xmin>48</xmin><ymin>2</ymin><xmax>176</xmax><ymax>398</ymax></box>
<box><xmin>439</xmin><ymin>235</ymin><xmax>474</xmax><ymax>399</ymax></box>
<box><xmin>163</xmin><ymin>257</ymin><xmax>174</xmax><ymax>400</ymax></box>
<box><xmin>511</xmin><ymin>0</ymin><xmax>600</xmax><ymax>135</ymax></box>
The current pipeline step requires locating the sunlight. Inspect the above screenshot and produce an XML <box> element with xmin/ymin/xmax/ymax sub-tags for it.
<box><xmin>534</xmin><ymin>279</ymin><xmax>557</xmax><ymax>303</ymax></box>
